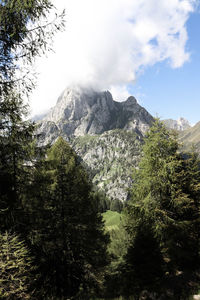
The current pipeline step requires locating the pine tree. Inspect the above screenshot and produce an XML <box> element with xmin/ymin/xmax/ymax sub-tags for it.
<box><xmin>0</xmin><ymin>3</ymin><xmax>66</xmax><ymax>297</ymax></box>
<box><xmin>0</xmin><ymin>0</ymin><xmax>64</xmax><ymax>232</ymax></box>
<box><xmin>124</xmin><ymin>120</ymin><xmax>200</xmax><ymax>299</ymax></box>
<box><xmin>27</xmin><ymin>137</ymin><xmax>109</xmax><ymax>299</ymax></box>
<box><xmin>0</xmin><ymin>92</ymin><xmax>35</xmax><ymax>231</ymax></box>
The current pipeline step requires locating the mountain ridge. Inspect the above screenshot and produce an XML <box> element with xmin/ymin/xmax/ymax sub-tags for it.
<box><xmin>37</xmin><ymin>86</ymin><xmax>154</xmax><ymax>146</ymax></box>
<box><xmin>36</xmin><ymin>86</ymin><xmax>154</xmax><ymax>203</ymax></box>
<box><xmin>36</xmin><ymin>86</ymin><xmax>200</xmax><ymax>203</ymax></box>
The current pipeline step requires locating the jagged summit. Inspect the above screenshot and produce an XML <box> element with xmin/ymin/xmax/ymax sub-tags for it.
<box><xmin>124</xmin><ymin>96</ymin><xmax>137</xmax><ymax>105</ymax></box>
<box><xmin>44</xmin><ymin>87</ymin><xmax>114</xmax><ymax>124</ymax></box>
<box><xmin>37</xmin><ymin>86</ymin><xmax>153</xmax><ymax>145</ymax></box>
<box><xmin>36</xmin><ymin>86</ymin><xmax>154</xmax><ymax>201</ymax></box>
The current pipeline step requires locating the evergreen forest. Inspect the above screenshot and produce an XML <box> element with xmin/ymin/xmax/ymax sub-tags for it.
<box><xmin>0</xmin><ymin>1</ymin><xmax>199</xmax><ymax>299</ymax></box>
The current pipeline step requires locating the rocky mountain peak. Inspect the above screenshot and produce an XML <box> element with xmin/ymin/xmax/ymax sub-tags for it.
<box><xmin>124</xmin><ymin>96</ymin><xmax>137</xmax><ymax>106</ymax></box>
<box><xmin>45</xmin><ymin>87</ymin><xmax>114</xmax><ymax>123</ymax></box>
<box><xmin>36</xmin><ymin>85</ymin><xmax>154</xmax><ymax>202</ymax></box>
<box><xmin>37</xmin><ymin>86</ymin><xmax>154</xmax><ymax>145</ymax></box>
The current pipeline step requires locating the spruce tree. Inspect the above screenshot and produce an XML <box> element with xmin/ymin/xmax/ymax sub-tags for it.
<box><xmin>0</xmin><ymin>92</ymin><xmax>35</xmax><ymax>231</ymax></box>
<box><xmin>27</xmin><ymin>137</ymin><xmax>109</xmax><ymax>299</ymax></box>
<box><xmin>124</xmin><ymin>120</ymin><xmax>200</xmax><ymax>299</ymax></box>
<box><xmin>0</xmin><ymin>0</ymin><xmax>64</xmax><ymax>232</ymax></box>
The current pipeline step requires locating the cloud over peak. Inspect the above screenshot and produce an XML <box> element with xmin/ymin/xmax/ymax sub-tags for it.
<box><xmin>31</xmin><ymin>0</ymin><xmax>197</xmax><ymax>115</ymax></box>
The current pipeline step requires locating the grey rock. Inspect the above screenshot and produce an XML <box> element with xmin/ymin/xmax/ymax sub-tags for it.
<box><xmin>163</xmin><ymin>117</ymin><xmax>191</xmax><ymax>131</ymax></box>
<box><xmin>37</xmin><ymin>86</ymin><xmax>154</xmax><ymax>146</ymax></box>
<box><xmin>72</xmin><ymin>129</ymin><xmax>141</xmax><ymax>202</ymax></box>
<box><xmin>36</xmin><ymin>86</ymin><xmax>154</xmax><ymax>202</ymax></box>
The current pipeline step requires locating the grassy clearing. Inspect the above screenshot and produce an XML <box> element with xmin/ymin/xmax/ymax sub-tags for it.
<box><xmin>102</xmin><ymin>210</ymin><xmax>121</xmax><ymax>231</ymax></box>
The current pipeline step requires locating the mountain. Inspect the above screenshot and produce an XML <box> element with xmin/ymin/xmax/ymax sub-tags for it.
<box><xmin>37</xmin><ymin>86</ymin><xmax>154</xmax><ymax>203</ymax></box>
<box><xmin>179</xmin><ymin>121</ymin><xmax>200</xmax><ymax>154</ymax></box>
<box><xmin>163</xmin><ymin>117</ymin><xmax>191</xmax><ymax>131</ymax></box>
<box><xmin>37</xmin><ymin>86</ymin><xmax>153</xmax><ymax>146</ymax></box>
<box><xmin>162</xmin><ymin>118</ymin><xmax>200</xmax><ymax>154</ymax></box>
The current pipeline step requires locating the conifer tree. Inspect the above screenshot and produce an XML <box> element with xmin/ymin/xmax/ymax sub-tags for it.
<box><xmin>28</xmin><ymin>137</ymin><xmax>109</xmax><ymax>299</ymax></box>
<box><xmin>0</xmin><ymin>0</ymin><xmax>64</xmax><ymax>232</ymax></box>
<box><xmin>0</xmin><ymin>92</ymin><xmax>35</xmax><ymax>231</ymax></box>
<box><xmin>124</xmin><ymin>120</ymin><xmax>200</xmax><ymax>299</ymax></box>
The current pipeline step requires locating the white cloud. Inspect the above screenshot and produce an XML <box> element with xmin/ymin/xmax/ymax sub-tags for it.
<box><xmin>30</xmin><ymin>0</ymin><xmax>197</xmax><ymax>115</ymax></box>
<box><xmin>110</xmin><ymin>85</ymin><xmax>131</xmax><ymax>102</ymax></box>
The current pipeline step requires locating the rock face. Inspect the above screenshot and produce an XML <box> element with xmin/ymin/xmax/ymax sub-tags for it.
<box><xmin>163</xmin><ymin>117</ymin><xmax>191</xmax><ymax>131</ymax></box>
<box><xmin>37</xmin><ymin>86</ymin><xmax>153</xmax><ymax>145</ymax></box>
<box><xmin>72</xmin><ymin>129</ymin><xmax>141</xmax><ymax>202</ymax></box>
<box><xmin>37</xmin><ymin>86</ymin><xmax>154</xmax><ymax>203</ymax></box>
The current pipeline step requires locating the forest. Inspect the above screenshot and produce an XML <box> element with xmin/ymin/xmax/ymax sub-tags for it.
<box><xmin>0</xmin><ymin>1</ymin><xmax>199</xmax><ymax>299</ymax></box>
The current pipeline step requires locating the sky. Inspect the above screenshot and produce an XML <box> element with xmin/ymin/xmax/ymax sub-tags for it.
<box><xmin>30</xmin><ymin>0</ymin><xmax>200</xmax><ymax>125</ymax></box>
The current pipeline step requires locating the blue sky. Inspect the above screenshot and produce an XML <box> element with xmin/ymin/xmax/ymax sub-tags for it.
<box><xmin>31</xmin><ymin>0</ymin><xmax>200</xmax><ymax>125</ymax></box>
<box><xmin>130</xmin><ymin>11</ymin><xmax>200</xmax><ymax>125</ymax></box>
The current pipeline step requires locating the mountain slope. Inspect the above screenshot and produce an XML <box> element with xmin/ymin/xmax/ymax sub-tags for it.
<box><xmin>179</xmin><ymin>121</ymin><xmax>200</xmax><ymax>153</ymax></box>
<box><xmin>36</xmin><ymin>86</ymin><xmax>154</xmax><ymax>202</ymax></box>
<box><xmin>72</xmin><ymin>129</ymin><xmax>141</xmax><ymax>201</ymax></box>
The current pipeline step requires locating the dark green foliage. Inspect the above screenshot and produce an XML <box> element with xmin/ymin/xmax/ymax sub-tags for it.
<box><xmin>1</xmin><ymin>3</ymin><xmax>199</xmax><ymax>296</ymax></box>
<box><xmin>123</xmin><ymin>119</ymin><xmax>200</xmax><ymax>299</ymax></box>
<box><xmin>27</xmin><ymin>137</ymin><xmax>109</xmax><ymax>299</ymax></box>
<box><xmin>91</xmin><ymin>190</ymin><xmax>111</xmax><ymax>213</ymax></box>
<box><xmin>0</xmin><ymin>0</ymin><xmax>65</xmax><ymax>231</ymax></box>
<box><xmin>122</xmin><ymin>221</ymin><xmax>164</xmax><ymax>299</ymax></box>
<box><xmin>0</xmin><ymin>0</ymin><xmax>64</xmax><ymax>230</ymax></box>
<box><xmin>110</xmin><ymin>199</ymin><xmax>123</xmax><ymax>212</ymax></box>
<box><xmin>2</xmin><ymin>2</ymin><xmax>115</xmax><ymax>299</ymax></box>
<box><xmin>0</xmin><ymin>92</ymin><xmax>35</xmax><ymax>231</ymax></box>
<box><xmin>0</xmin><ymin>231</ymin><xmax>36</xmax><ymax>299</ymax></box>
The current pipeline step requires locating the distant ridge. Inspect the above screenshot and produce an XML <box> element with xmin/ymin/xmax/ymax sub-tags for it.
<box><xmin>179</xmin><ymin>121</ymin><xmax>200</xmax><ymax>154</ymax></box>
<box><xmin>163</xmin><ymin>117</ymin><xmax>191</xmax><ymax>131</ymax></box>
